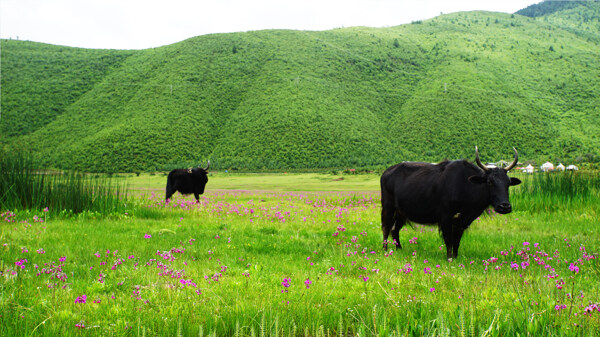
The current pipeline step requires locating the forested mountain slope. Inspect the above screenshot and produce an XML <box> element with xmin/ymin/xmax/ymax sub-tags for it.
<box><xmin>1</xmin><ymin>2</ymin><xmax>599</xmax><ymax>172</ymax></box>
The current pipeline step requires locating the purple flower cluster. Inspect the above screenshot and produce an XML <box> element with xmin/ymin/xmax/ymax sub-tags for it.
<box><xmin>569</xmin><ymin>263</ymin><xmax>580</xmax><ymax>273</ymax></box>
<box><xmin>281</xmin><ymin>277</ymin><xmax>291</xmax><ymax>292</ymax></box>
<box><xmin>74</xmin><ymin>294</ymin><xmax>87</xmax><ymax>304</ymax></box>
<box><xmin>584</xmin><ymin>304</ymin><xmax>600</xmax><ymax>316</ymax></box>
<box><xmin>304</xmin><ymin>278</ymin><xmax>312</xmax><ymax>288</ymax></box>
<box><xmin>15</xmin><ymin>259</ymin><xmax>28</xmax><ymax>269</ymax></box>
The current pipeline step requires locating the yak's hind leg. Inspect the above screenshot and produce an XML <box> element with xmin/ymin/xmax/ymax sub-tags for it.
<box><xmin>194</xmin><ymin>193</ymin><xmax>200</xmax><ymax>203</ymax></box>
<box><xmin>166</xmin><ymin>181</ymin><xmax>176</xmax><ymax>203</ymax></box>
<box><xmin>390</xmin><ymin>213</ymin><xmax>405</xmax><ymax>250</ymax></box>
<box><xmin>381</xmin><ymin>201</ymin><xmax>401</xmax><ymax>251</ymax></box>
<box><xmin>381</xmin><ymin>204</ymin><xmax>396</xmax><ymax>251</ymax></box>
<box><xmin>165</xmin><ymin>189</ymin><xmax>175</xmax><ymax>203</ymax></box>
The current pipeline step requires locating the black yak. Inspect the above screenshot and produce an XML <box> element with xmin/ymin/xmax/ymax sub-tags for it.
<box><xmin>165</xmin><ymin>161</ymin><xmax>210</xmax><ymax>203</ymax></box>
<box><xmin>380</xmin><ymin>147</ymin><xmax>521</xmax><ymax>259</ymax></box>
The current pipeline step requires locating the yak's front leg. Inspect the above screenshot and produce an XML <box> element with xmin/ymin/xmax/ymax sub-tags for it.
<box><xmin>440</xmin><ymin>218</ymin><xmax>455</xmax><ymax>260</ymax></box>
<box><xmin>451</xmin><ymin>226</ymin><xmax>465</xmax><ymax>259</ymax></box>
<box><xmin>450</xmin><ymin>211</ymin><xmax>480</xmax><ymax>258</ymax></box>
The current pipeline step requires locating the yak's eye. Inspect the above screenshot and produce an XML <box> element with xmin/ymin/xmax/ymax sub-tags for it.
<box><xmin>487</xmin><ymin>180</ymin><xmax>493</xmax><ymax>186</ymax></box>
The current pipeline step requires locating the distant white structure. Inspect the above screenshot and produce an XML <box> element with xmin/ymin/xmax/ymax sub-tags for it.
<box><xmin>521</xmin><ymin>164</ymin><xmax>534</xmax><ymax>174</ymax></box>
<box><xmin>541</xmin><ymin>162</ymin><xmax>554</xmax><ymax>172</ymax></box>
<box><xmin>556</xmin><ymin>163</ymin><xmax>565</xmax><ymax>171</ymax></box>
<box><xmin>566</xmin><ymin>165</ymin><xmax>579</xmax><ymax>171</ymax></box>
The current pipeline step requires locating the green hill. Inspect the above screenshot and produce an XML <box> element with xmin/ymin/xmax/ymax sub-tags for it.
<box><xmin>517</xmin><ymin>0</ymin><xmax>599</xmax><ymax>18</ymax></box>
<box><xmin>1</xmin><ymin>2</ymin><xmax>599</xmax><ymax>172</ymax></box>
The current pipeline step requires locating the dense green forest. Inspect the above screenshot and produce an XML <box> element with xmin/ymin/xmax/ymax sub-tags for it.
<box><xmin>1</xmin><ymin>1</ymin><xmax>599</xmax><ymax>172</ymax></box>
<box><xmin>517</xmin><ymin>0</ymin><xmax>598</xmax><ymax>18</ymax></box>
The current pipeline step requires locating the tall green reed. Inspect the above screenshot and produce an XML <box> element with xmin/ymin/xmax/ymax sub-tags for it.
<box><xmin>512</xmin><ymin>171</ymin><xmax>600</xmax><ymax>213</ymax></box>
<box><xmin>0</xmin><ymin>149</ymin><xmax>129</xmax><ymax>215</ymax></box>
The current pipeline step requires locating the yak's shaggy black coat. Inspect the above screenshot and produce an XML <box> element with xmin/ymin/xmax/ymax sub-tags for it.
<box><xmin>380</xmin><ymin>154</ymin><xmax>521</xmax><ymax>258</ymax></box>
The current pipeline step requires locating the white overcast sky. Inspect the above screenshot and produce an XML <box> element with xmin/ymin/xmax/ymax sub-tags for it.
<box><xmin>1</xmin><ymin>0</ymin><xmax>541</xmax><ymax>50</ymax></box>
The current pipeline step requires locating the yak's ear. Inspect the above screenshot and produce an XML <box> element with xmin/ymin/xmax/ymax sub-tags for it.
<box><xmin>510</xmin><ymin>177</ymin><xmax>522</xmax><ymax>186</ymax></box>
<box><xmin>468</xmin><ymin>175</ymin><xmax>486</xmax><ymax>184</ymax></box>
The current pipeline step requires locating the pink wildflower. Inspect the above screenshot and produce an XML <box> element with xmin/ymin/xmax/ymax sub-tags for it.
<box><xmin>304</xmin><ymin>278</ymin><xmax>312</xmax><ymax>288</ymax></box>
<box><xmin>569</xmin><ymin>263</ymin><xmax>579</xmax><ymax>273</ymax></box>
<box><xmin>281</xmin><ymin>278</ymin><xmax>291</xmax><ymax>293</ymax></box>
<box><xmin>74</xmin><ymin>294</ymin><xmax>87</xmax><ymax>304</ymax></box>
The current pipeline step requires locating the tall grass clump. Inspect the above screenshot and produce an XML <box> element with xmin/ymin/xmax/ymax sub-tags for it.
<box><xmin>0</xmin><ymin>149</ymin><xmax>129</xmax><ymax>215</ymax></box>
<box><xmin>512</xmin><ymin>171</ymin><xmax>600</xmax><ymax>212</ymax></box>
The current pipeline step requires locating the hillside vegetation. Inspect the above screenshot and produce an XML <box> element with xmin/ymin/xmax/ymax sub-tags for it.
<box><xmin>1</xmin><ymin>1</ymin><xmax>599</xmax><ymax>172</ymax></box>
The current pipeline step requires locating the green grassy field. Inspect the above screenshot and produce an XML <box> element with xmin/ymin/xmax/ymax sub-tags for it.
<box><xmin>127</xmin><ymin>172</ymin><xmax>381</xmax><ymax>193</ymax></box>
<box><xmin>1</xmin><ymin>173</ymin><xmax>599</xmax><ymax>336</ymax></box>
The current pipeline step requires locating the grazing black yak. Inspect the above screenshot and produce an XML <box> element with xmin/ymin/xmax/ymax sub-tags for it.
<box><xmin>165</xmin><ymin>161</ymin><xmax>209</xmax><ymax>203</ymax></box>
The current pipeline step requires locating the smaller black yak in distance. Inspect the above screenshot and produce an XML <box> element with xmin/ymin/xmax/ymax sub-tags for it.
<box><xmin>165</xmin><ymin>161</ymin><xmax>210</xmax><ymax>203</ymax></box>
<box><xmin>380</xmin><ymin>147</ymin><xmax>521</xmax><ymax>259</ymax></box>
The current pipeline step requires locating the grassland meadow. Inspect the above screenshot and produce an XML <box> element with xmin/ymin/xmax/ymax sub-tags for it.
<box><xmin>1</xmin><ymin>172</ymin><xmax>599</xmax><ymax>336</ymax></box>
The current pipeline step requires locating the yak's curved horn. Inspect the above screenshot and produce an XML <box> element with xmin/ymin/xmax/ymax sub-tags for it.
<box><xmin>504</xmin><ymin>147</ymin><xmax>518</xmax><ymax>171</ymax></box>
<box><xmin>475</xmin><ymin>146</ymin><xmax>489</xmax><ymax>172</ymax></box>
<box><xmin>204</xmin><ymin>160</ymin><xmax>210</xmax><ymax>171</ymax></box>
